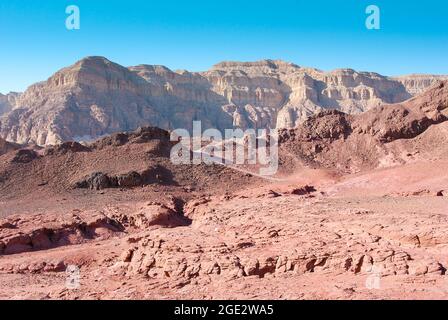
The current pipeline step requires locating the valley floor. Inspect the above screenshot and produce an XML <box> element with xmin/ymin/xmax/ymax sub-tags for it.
<box><xmin>0</xmin><ymin>162</ymin><xmax>447</xmax><ymax>300</ymax></box>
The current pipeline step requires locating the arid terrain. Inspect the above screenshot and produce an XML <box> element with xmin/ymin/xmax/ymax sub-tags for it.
<box><xmin>0</xmin><ymin>69</ymin><xmax>447</xmax><ymax>299</ymax></box>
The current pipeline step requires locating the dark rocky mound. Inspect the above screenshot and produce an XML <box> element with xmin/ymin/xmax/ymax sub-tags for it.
<box><xmin>91</xmin><ymin>127</ymin><xmax>171</xmax><ymax>150</ymax></box>
<box><xmin>11</xmin><ymin>149</ymin><xmax>39</xmax><ymax>164</ymax></box>
<box><xmin>44</xmin><ymin>142</ymin><xmax>91</xmax><ymax>156</ymax></box>
<box><xmin>74</xmin><ymin>165</ymin><xmax>174</xmax><ymax>190</ymax></box>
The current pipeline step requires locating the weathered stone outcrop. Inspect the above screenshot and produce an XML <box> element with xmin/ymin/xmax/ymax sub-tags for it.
<box><xmin>394</xmin><ymin>74</ymin><xmax>448</xmax><ymax>95</ymax></box>
<box><xmin>0</xmin><ymin>92</ymin><xmax>19</xmax><ymax>115</ymax></box>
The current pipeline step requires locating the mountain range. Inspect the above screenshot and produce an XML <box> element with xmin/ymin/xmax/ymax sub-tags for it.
<box><xmin>1</xmin><ymin>56</ymin><xmax>447</xmax><ymax>145</ymax></box>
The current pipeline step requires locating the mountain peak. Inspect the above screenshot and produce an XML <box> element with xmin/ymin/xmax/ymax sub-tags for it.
<box><xmin>68</xmin><ymin>56</ymin><xmax>129</xmax><ymax>73</ymax></box>
<box><xmin>74</xmin><ymin>56</ymin><xmax>113</xmax><ymax>66</ymax></box>
<box><xmin>44</xmin><ymin>56</ymin><xmax>137</xmax><ymax>90</ymax></box>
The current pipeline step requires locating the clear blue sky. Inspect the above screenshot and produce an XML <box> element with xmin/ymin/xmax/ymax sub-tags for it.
<box><xmin>0</xmin><ymin>0</ymin><xmax>447</xmax><ymax>93</ymax></box>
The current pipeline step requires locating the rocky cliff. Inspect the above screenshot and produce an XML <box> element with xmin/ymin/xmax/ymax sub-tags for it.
<box><xmin>0</xmin><ymin>93</ymin><xmax>19</xmax><ymax>116</ymax></box>
<box><xmin>393</xmin><ymin>74</ymin><xmax>448</xmax><ymax>95</ymax></box>
<box><xmin>0</xmin><ymin>57</ymin><xmax>445</xmax><ymax>145</ymax></box>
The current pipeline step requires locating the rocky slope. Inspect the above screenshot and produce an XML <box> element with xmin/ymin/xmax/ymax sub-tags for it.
<box><xmin>1</xmin><ymin>57</ymin><xmax>446</xmax><ymax>145</ymax></box>
<box><xmin>279</xmin><ymin>81</ymin><xmax>448</xmax><ymax>174</ymax></box>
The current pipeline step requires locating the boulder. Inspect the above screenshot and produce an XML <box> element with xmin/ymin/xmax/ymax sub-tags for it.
<box><xmin>11</xmin><ymin>149</ymin><xmax>38</xmax><ymax>164</ymax></box>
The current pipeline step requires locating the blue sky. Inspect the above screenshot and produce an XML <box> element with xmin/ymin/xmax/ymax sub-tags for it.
<box><xmin>0</xmin><ymin>0</ymin><xmax>447</xmax><ymax>93</ymax></box>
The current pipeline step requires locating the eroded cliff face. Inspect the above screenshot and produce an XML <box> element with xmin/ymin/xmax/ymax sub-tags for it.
<box><xmin>0</xmin><ymin>94</ymin><xmax>9</xmax><ymax>115</ymax></box>
<box><xmin>0</xmin><ymin>58</ymin><xmax>235</xmax><ymax>145</ymax></box>
<box><xmin>394</xmin><ymin>74</ymin><xmax>448</xmax><ymax>95</ymax></box>
<box><xmin>0</xmin><ymin>57</ymin><xmax>445</xmax><ymax>145</ymax></box>
<box><xmin>0</xmin><ymin>93</ymin><xmax>19</xmax><ymax>116</ymax></box>
<box><xmin>206</xmin><ymin>61</ymin><xmax>413</xmax><ymax>128</ymax></box>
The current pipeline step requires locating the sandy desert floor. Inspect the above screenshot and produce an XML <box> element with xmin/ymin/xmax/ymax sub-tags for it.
<box><xmin>0</xmin><ymin>160</ymin><xmax>446</xmax><ymax>300</ymax></box>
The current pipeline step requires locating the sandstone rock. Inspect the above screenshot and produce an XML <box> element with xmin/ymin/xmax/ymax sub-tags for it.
<box><xmin>242</xmin><ymin>258</ymin><xmax>260</xmax><ymax>276</ymax></box>
<box><xmin>43</xmin><ymin>260</ymin><xmax>66</xmax><ymax>273</ymax></box>
<box><xmin>128</xmin><ymin>203</ymin><xmax>190</xmax><ymax>228</ymax></box>
<box><xmin>3</xmin><ymin>235</ymin><xmax>32</xmax><ymax>255</ymax></box>
<box><xmin>0</xmin><ymin>211</ymin><xmax>124</xmax><ymax>256</ymax></box>
<box><xmin>120</xmin><ymin>249</ymin><xmax>135</xmax><ymax>263</ymax></box>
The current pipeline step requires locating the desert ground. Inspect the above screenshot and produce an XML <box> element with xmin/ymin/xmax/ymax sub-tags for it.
<box><xmin>0</xmin><ymin>82</ymin><xmax>447</xmax><ymax>300</ymax></box>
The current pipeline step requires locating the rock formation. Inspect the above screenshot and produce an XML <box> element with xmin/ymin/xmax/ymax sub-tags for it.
<box><xmin>0</xmin><ymin>57</ymin><xmax>446</xmax><ymax>145</ymax></box>
<box><xmin>394</xmin><ymin>74</ymin><xmax>448</xmax><ymax>95</ymax></box>
<box><xmin>0</xmin><ymin>92</ymin><xmax>19</xmax><ymax>115</ymax></box>
<box><xmin>279</xmin><ymin>81</ymin><xmax>448</xmax><ymax>173</ymax></box>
